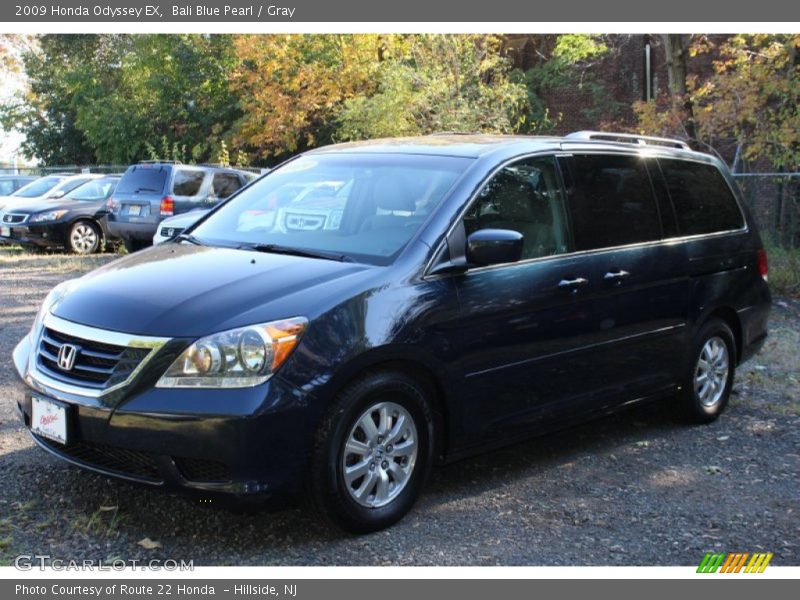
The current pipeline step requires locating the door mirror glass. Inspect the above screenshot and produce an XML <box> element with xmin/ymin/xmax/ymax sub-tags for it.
<box><xmin>467</xmin><ymin>229</ymin><xmax>524</xmax><ymax>266</ymax></box>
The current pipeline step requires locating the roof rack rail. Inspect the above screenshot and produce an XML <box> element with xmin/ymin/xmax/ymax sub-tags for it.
<box><xmin>565</xmin><ymin>131</ymin><xmax>691</xmax><ymax>150</ymax></box>
<box><xmin>138</xmin><ymin>159</ymin><xmax>183</xmax><ymax>165</ymax></box>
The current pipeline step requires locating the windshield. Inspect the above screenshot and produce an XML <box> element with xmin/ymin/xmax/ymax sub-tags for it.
<box><xmin>65</xmin><ymin>177</ymin><xmax>119</xmax><ymax>201</ymax></box>
<box><xmin>12</xmin><ymin>176</ymin><xmax>65</xmax><ymax>198</ymax></box>
<box><xmin>191</xmin><ymin>153</ymin><xmax>472</xmax><ymax>265</ymax></box>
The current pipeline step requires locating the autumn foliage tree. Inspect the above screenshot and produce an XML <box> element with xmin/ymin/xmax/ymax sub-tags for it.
<box><xmin>635</xmin><ymin>34</ymin><xmax>800</xmax><ymax>172</ymax></box>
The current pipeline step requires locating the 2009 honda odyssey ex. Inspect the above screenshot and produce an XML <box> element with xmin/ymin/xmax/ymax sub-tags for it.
<box><xmin>13</xmin><ymin>132</ymin><xmax>771</xmax><ymax>532</ymax></box>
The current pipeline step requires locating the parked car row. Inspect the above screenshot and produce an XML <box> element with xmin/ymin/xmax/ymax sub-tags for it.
<box><xmin>0</xmin><ymin>163</ymin><xmax>258</xmax><ymax>254</ymax></box>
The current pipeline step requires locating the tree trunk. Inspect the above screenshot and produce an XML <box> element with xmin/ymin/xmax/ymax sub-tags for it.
<box><xmin>661</xmin><ymin>34</ymin><xmax>697</xmax><ymax>141</ymax></box>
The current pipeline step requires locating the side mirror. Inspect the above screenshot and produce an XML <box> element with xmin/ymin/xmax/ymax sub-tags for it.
<box><xmin>48</xmin><ymin>190</ymin><xmax>66</xmax><ymax>199</ymax></box>
<box><xmin>466</xmin><ymin>229</ymin><xmax>524</xmax><ymax>266</ymax></box>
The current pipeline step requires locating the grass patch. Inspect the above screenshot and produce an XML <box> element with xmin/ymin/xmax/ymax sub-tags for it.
<box><xmin>764</xmin><ymin>237</ymin><xmax>800</xmax><ymax>297</ymax></box>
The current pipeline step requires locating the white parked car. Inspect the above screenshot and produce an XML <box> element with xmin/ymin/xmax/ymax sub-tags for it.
<box><xmin>152</xmin><ymin>209</ymin><xmax>210</xmax><ymax>245</ymax></box>
<box><xmin>0</xmin><ymin>174</ymin><xmax>105</xmax><ymax>213</ymax></box>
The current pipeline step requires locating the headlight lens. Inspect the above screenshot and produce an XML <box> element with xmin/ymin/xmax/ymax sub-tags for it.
<box><xmin>32</xmin><ymin>279</ymin><xmax>76</xmax><ymax>335</ymax></box>
<box><xmin>156</xmin><ymin>317</ymin><xmax>307</xmax><ymax>389</ymax></box>
<box><xmin>29</xmin><ymin>210</ymin><xmax>68</xmax><ymax>223</ymax></box>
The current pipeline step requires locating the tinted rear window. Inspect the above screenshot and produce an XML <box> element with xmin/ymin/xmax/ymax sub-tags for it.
<box><xmin>658</xmin><ymin>159</ymin><xmax>744</xmax><ymax>235</ymax></box>
<box><xmin>172</xmin><ymin>170</ymin><xmax>206</xmax><ymax>196</ymax></box>
<box><xmin>116</xmin><ymin>168</ymin><xmax>168</xmax><ymax>195</ymax></box>
<box><xmin>565</xmin><ymin>154</ymin><xmax>662</xmax><ymax>251</ymax></box>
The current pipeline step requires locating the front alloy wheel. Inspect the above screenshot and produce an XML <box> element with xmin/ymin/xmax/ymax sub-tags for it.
<box><xmin>342</xmin><ymin>401</ymin><xmax>418</xmax><ymax>508</ymax></box>
<box><xmin>309</xmin><ymin>371</ymin><xmax>434</xmax><ymax>533</ymax></box>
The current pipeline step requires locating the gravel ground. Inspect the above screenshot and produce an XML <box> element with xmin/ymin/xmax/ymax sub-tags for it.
<box><xmin>1</xmin><ymin>248</ymin><xmax>798</xmax><ymax>566</ymax></box>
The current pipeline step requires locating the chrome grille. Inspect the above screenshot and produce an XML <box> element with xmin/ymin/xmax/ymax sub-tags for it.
<box><xmin>2</xmin><ymin>213</ymin><xmax>27</xmax><ymax>224</ymax></box>
<box><xmin>33</xmin><ymin>315</ymin><xmax>167</xmax><ymax>395</ymax></box>
<box><xmin>159</xmin><ymin>226</ymin><xmax>183</xmax><ymax>238</ymax></box>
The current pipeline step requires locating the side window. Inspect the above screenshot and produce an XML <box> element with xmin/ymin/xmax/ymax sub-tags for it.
<box><xmin>172</xmin><ymin>170</ymin><xmax>206</xmax><ymax>197</ymax></box>
<box><xmin>658</xmin><ymin>159</ymin><xmax>744</xmax><ymax>235</ymax></box>
<box><xmin>464</xmin><ymin>156</ymin><xmax>570</xmax><ymax>260</ymax></box>
<box><xmin>211</xmin><ymin>173</ymin><xmax>243</xmax><ymax>199</ymax></box>
<box><xmin>565</xmin><ymin>154</ymin><xmax>662</xmax><ymax>251</ymax></box>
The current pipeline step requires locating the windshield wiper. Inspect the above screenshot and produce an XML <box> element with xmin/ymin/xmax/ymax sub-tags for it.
<box><xmin>135</xmin><ymin>187</ymin><xmax>160</xmax><ymax>193</ymax></box>
<box><xmin>174</xmin><ymin>233</ymin><xmax>204</xmax><ymax>246</ymax></box>
<box><xmin>238</xmin><ymin>243</ymin><xmax>354</xmax><ymax>262</ymax></box>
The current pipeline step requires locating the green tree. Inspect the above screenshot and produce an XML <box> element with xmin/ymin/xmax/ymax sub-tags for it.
<box><xmin>1</xmin><ymin>35</ymin><xmax>99</xmax><ymax>165</ymax></box>
<box><xmin>337</xmin><ymin>35</ymin><xmax>528</xmax><ymax>140</ymax></box>
<box><xmin>519</xmin><ymin>34</ymin><xmax>620</xmax><ymax>131</ymax></box>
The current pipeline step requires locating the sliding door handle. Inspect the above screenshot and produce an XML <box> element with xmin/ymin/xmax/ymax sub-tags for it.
<box><xmin>558</xmin><ymin>277</ymin><xmax>589</xmax><ymax>289</ymax></box>
<box><xmin>603</xmin><ymin>270</ymin><xmax>631</xmax><ymax>281</ymax></box>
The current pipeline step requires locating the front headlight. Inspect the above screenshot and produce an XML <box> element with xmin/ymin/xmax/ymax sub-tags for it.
<box><xmin>32</xmin><ymin>279</ymin><xmax>77</xmax><ymax>335</ymax></box>
<box><xmin>156</xmin><ymin>317</ymin><xmax>308</xmax><ymax>389</ymax></box>
<box><xmin>29</xmin><ymin>210</ymin><xmax>68</xmax><ymax>223</ymax></box>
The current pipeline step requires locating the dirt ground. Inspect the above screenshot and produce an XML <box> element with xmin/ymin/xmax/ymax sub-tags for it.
<box><xmin>1</xmin><ymin>247</ymin><xmax>798</xmax><ymax>566</ymax></box>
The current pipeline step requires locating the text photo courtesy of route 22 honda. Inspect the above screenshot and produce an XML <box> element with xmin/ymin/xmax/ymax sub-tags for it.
<box><xmin>13</xmin><ymin>132</ymin><xmax>770</xmax><ymax>533</ymax></box>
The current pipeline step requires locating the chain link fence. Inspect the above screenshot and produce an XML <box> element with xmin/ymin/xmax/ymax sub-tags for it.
<box><xmin>733</xmin><ymin>173</ymin><xmax>800</xmax><ymax>249</ymax></box>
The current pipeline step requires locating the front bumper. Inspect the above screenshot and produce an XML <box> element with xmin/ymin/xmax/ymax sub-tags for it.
<box><xmin>0</xmin><ymin>223</ymin><xmax>67</xmax><ymax>248</ymax></box>
<box><xmin>13</xmin><ymin>330</ymin><xmax>314</xmax><ymax>503</ymax></box>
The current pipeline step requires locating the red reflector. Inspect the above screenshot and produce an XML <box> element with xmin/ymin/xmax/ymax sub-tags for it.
<box><xmin>756</xmin><ymin>248</ymin><xmax>768</xmax><ymax>281</ymax></box>
<box><xmin>160</xmin><ymin>196</ymin><xmax>174</xmax><ymax>217</ymax></box>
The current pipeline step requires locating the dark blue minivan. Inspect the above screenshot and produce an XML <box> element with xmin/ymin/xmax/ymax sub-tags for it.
<box><xmin>13</xmin><ymin>133</ymin><xmax>771</xmax><ymax>532</ymax></box>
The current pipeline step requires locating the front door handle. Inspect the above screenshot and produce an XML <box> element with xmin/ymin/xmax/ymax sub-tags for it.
<box><xmin>558</xmin><ymin>277</ymin><xmax>589</xmax><ymax>289</ymax></box>
<box><xmin>603</xmin><ymin>270</ymin><xmax>631</xmax><ymax>281</ymax></box>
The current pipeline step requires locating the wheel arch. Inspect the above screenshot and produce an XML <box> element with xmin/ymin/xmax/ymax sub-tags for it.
<box><xmin>312</xmin><ymin>350</ymin><xmax>454</xmax><ymax>463</ymax></box>
<box><xmin>700</xmin><ymin>305</ymin><xmax>743</xmax><ymax>364</ymax></box>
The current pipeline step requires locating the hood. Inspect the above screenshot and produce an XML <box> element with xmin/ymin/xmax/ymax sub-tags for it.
<box><xmin>3</xmin><ymin>197</ymin><xmax>74</xmax><ymax>215</ymax></box>
<box><xmin>52</xmin><ymin>244</ymin><xmax>374</xmax><ymax>337</ymax></box>
<box><xmin>0</xmin><ymin>196</ymin><xmax>49</xmax><ymax>212</ymax></box>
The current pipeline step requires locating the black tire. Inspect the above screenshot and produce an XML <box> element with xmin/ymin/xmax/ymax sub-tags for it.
<box><xmin>68</xmin><ymin>220</ymin><xmax>102</xmax><ymax>255</ymax></box>
<box><xmin>309</xmin><ymin>370</ymin><xmax>434</xmax><ymax>533</ymax></box>
<box><xmin>123</xmin><ymin>238</ymin><xmax>149</xmax><ymax>253</ymax></box>
<box><xmin>678</xmin><ymin>318</ymin><xmax>737</xmax><ymax>424</ymax></box>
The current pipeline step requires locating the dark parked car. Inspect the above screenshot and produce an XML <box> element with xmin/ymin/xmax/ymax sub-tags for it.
<box><xmin>106</xmin><ymin>162</ymin><xmax>256</xmax><ymax>252</ymax></box>
<box><xmin>13</xmin><ymin>133</ymin><xmax>770</xmax><ymax>533</ymax></box>
<box><xmin>0</xmin><ymin>175</ymin><xmax>38</xmax><ymax>197</ymax></box>
<box><xmin>0</xmin><ymin>175</ymin><xmax>121</xmax><ymax>254</ymax></box>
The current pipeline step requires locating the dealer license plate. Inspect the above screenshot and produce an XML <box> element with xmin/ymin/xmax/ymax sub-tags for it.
<box><xmin>31</xmin><ymin>395</ymin><xmax>68</xmax><ymax>444</ymax></box>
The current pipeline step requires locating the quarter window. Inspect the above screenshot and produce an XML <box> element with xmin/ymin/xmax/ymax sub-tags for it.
<box><xmin>464</xmin><ymin>156</ymin><xmax>570</xmax><ymax>260</ymax></box>
<box><xmin>565</xmin><ymin>154</ymin><xmax>662</xmax><ymax>251</ymax></box>
<box><xmin>658</xmin><ymin>159</ymin><xmax>744</xmax><ymax>235</ymax></box>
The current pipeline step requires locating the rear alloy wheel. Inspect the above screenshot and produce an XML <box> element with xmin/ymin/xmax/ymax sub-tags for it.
<box><xmin>68</xmin><ymin>220</ymin><xmax>102</xmax><ymax>254</ymax></box>
<box><xmin>679</xmin><ymin>318</ymin><xmax>736</xmax><ymax>423</ymax></box>
<box><xmin>310</xmin><ymin>371</ymin><xmax>434</xmax><ymax>533</ymax></box>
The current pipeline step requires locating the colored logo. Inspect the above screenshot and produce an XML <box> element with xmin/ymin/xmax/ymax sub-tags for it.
<box><xmin>697</xmin><ymin>552</ymin><xmax>773</xmax><ymax>573</ymax></box>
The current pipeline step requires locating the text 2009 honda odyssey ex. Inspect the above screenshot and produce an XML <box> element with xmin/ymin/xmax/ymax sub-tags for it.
<box><xmin>13</xmin><ymin>133</ymin><xmax>771</xmax><ymax>532</ymax></box>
